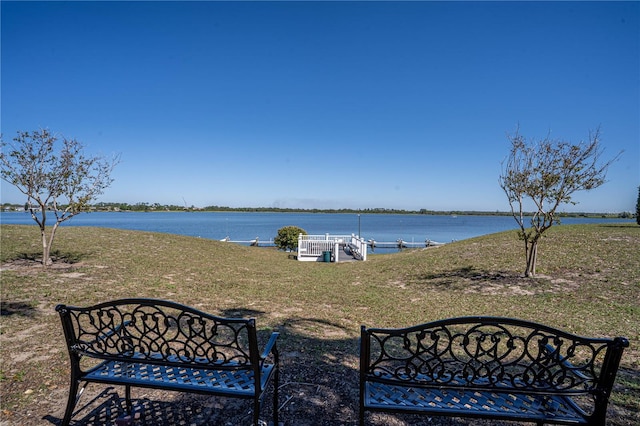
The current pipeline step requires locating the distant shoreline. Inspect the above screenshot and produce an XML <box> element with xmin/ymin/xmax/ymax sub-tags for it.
<box><xmin>1</xmin><ymin>205</ymin><xmax>632</xmax><ymax>220</ymax></box>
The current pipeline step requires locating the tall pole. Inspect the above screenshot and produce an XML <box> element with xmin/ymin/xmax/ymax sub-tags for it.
<box><xmin>358</xmin><ymin>214</ymin><xmax>361</xmax><ymax>238</ymax></box>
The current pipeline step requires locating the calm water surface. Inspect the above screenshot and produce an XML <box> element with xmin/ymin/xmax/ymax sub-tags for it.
<box><xmin>1</xmin><ymin>211</ymin><xmax>632</xmax><ymax>253</ymax></box>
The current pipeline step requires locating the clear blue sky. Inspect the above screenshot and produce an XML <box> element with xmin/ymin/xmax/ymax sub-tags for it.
<box><xmin>2</xmin><ymin>1</ymin><xmax>638</xmax><ymax>212</ymax></box>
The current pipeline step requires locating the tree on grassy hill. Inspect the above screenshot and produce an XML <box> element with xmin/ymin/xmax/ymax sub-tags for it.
<box><xmin>499</xmin><ymin>126</ymin><xmax>620</xmax><ymax>277</ymax></box>
<box><xmin>636</xmin><ymin>186</ymin><xmax>640</xmax><ymax>226</ymax></box>
<box><xmin>0</xmin><ymin>129</ymin><xmax>120</xmax><ymax>267</ymax></box>
<box><xmin>274</xmin><ymin>225</ymin><xmax>307</xmax><ymax>252</ymax></box>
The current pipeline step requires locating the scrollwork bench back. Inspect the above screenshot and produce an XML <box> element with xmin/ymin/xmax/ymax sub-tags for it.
<box><xmin>359</xmin><ymin>316</ymin><xmax>628</xmax><ymax>426</ymax></box>
<box><xmin>56</xmin><ymin>299</ymin><xmax>279</xmax><ymax>426</ymax></box>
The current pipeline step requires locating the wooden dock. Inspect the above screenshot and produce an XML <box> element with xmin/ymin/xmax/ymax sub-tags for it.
<box><xmin>367</xmin><ymin>239</ymin><xmax>446</xmax><ymax>250</ymax></box>
<box><xmin>220</xmin><ymin>237</ymin><xmax>275</xmax><ymax>247</ymax></box>
<box><xmin>219</xmin><ymin>237</ymin><xmax>446</xmax><ymax>252</ymax></box>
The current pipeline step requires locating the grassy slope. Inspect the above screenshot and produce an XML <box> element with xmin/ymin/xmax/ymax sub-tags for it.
<box><xmin>0</xmin><ymin>223</ymin><xmax>638</xmax><ymax>424</ymax></box>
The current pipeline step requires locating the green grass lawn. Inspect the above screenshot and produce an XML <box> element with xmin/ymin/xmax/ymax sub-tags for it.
<box><xmin>1</xmin><ymin>223</ymin><xmax>638</xmax><ymax>425</ymax></box>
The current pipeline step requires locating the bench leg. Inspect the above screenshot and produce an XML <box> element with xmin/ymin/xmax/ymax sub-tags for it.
<box><xmin>273</xmin><ymin>366</ymin><xmax>280</xmax><ymax>426</ymax></box>
<box><xmin>61</xmin><ymin>379</ymin><xmax>88</xmax><ymax>426</ymax></box>
<box><xmin>61</xmin><ymin>378</ymin><xmax>79</xmax><ymax>426</ymax></box>
<box><xmin>253</xmin><ymin>397</ymin><xmax>260</xmax><ymax>426</ymax></box>
<box><xmin>125</xmin><ymin>384</ymin><xmax>132</xmax><ymax>414</ymax></box>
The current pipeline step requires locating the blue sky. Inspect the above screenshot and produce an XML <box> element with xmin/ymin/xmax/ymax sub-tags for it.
<box><xmin>2</xmin><ymin>1</ymin><xmax>638</xmax><ymax>212</ymax></box>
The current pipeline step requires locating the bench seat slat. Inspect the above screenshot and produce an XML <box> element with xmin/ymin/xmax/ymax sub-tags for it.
<box><xmin>84</xmin><ymin>359</ymin><xmax>276</xmax><ymax>398</ymax></box>
<box><xmin>364</xmin><ymin>382</ymin><xmax>586</xmax><ymax>423</ymax></box>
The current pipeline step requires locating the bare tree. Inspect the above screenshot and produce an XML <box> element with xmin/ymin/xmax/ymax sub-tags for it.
<box><xmin>0</xmin><ymin>129</ymin><xmax>120</xmax><ymax>267</ymax></box>
<box><xmin>499</xmin><ymin>126</ymin><xmax>619</xmax><ymax>277</ymax></box>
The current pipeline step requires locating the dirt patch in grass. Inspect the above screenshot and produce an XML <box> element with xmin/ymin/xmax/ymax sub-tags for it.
<box><xmin>408</xmin><ymin>268</ymin><xmax>580</xmax><ymax>296</ymax></box>
<box><xmin>0</xmin><ymin>258</ymin><xmax>81</xmax><ymax>274</ymax></box>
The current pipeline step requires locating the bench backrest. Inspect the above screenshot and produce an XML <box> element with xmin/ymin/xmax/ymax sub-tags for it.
<box><xmin>57</xmin><ymin>299</ymin><xmax>260</xmax><ymax>371</ymax></box>
<box><xmin>361</xmin><ymin>316</ymin><xmax>628</xmax><ymax>398</ymax></box>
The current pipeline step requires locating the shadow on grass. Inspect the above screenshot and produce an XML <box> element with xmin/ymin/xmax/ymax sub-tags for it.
<box><xmin>596</xmin><ymin>223</ymin><xmax>639</xmax><ymax>229</ymax></box>
<box><xmin>13</xmin><ymin>249</ymin><xmax>87</xmax><ymax>264</ymax></box>
<box><xmin>220</xmin><ymin>307</ymin><xmax>266</xmax><ymax>318</ymax></box>
<box><xmin>418</xmin><ymin>266</ymin><xmax>522</xmax><ymax>287</ymax></box>
<box><xmin>0</xmin><ymin>301</ymin><xmax>36</xmax><ymax>317</ymax></box>
<box><xmin>43</xmin><ymin>386</ymin><xmax>254</xmax><ymax>426</ymax></box>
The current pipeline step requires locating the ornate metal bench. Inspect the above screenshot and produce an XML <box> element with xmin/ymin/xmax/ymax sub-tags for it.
<box><xmin>359</xmin><ymin>316</ymin><xmax>628</xmax><ymax>426</ymax></box>
<box><xmin>56</xmin><ymin>299</ymin><xmax>279</xmax><ymax>426</ymax></box>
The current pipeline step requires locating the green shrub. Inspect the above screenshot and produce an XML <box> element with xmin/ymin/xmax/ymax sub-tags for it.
<box><xmin>274</xmin><ymin>226</ymin><xmax>307</xmax><ymax>251</ymax></box>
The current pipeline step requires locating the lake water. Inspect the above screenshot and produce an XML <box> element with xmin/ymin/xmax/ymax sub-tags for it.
<box><xmin>0</xmin><ymin>211</ymin><xmax>632</xmax><ymax>253</ymax></box>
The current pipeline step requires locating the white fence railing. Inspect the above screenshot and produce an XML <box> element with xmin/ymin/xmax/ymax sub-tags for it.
<box><xmin>297</xmin><ymin>234</ymin><xmax>367</xmax><ymax>262</ymax></box>
<box><xmin>348</xmin><ymin>234</ymin><xmax>367</xmax><ymax>261</ymax></box>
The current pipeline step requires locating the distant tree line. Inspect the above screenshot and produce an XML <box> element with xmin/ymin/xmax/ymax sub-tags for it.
<box><xmin>1</xmin><ymin>201</ymin><xmax>633</xmax><ymax>219</ymax></box>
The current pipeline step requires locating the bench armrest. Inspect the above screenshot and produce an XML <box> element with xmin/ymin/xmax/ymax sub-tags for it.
<box><xmin>261</xmin><ymin>332</ymin><xmax>280</xmax><ymax>360</ymax></box>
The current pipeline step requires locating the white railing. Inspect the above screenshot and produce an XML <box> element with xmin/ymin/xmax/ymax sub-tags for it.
<box><xmin>297</xmin><ymin>233</ymin><xmax>367</xmax><ymax>262</ymax></box>
<box><xmin>348</xmin><ymin>234</ymin><xmax>367</xmax><ymax>261</ymax></box>
<box><xmin>304</xmin><ymin>240</ymin><xmax>335</xmax><ymax>256</ymax></box>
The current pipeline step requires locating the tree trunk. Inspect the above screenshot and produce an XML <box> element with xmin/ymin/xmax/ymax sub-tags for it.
<box><xmin>523</xmin><ymin>238</ymin><xmax>531</xmax><ymax>277</ymax></box>
<box><xmin>525</xmin><ymin>240</ymin><xmax>538</xmax><ymax>277</ymax></box>
<box><xmin>40</xmin><ymin>228</ymin><xmax>52</xmax><ymax>267</ymax></box>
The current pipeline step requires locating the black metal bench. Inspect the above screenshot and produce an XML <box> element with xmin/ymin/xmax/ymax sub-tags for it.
<box><xmin>359</xmin><ymin>316</ymin><xmax>628</xmax><ymax>426</ymax></box>
<box><xmin>56</xmin><ymin>299</ymin><xmax>279</xmax><ymax>426</ymax></box>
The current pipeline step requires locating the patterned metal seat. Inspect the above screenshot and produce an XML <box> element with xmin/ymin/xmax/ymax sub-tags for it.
<box><xmin>359</xmin><ymin>316</ymin><xmax>628</xmax><ymax>426</ymax></box>
<box><xmin>57</xmin><ymin>299</ymin><xmax>279</xmax><ymax>426</ymax></box>
<box><xmin>364</xmin><ymin>381</ymin><xmax>586</xmax><ymax>422</ymax></box>
<box><xmin>84</xmin><ymin>358</ymin><xmax>276</xmax><ymax>396</ymax></box>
